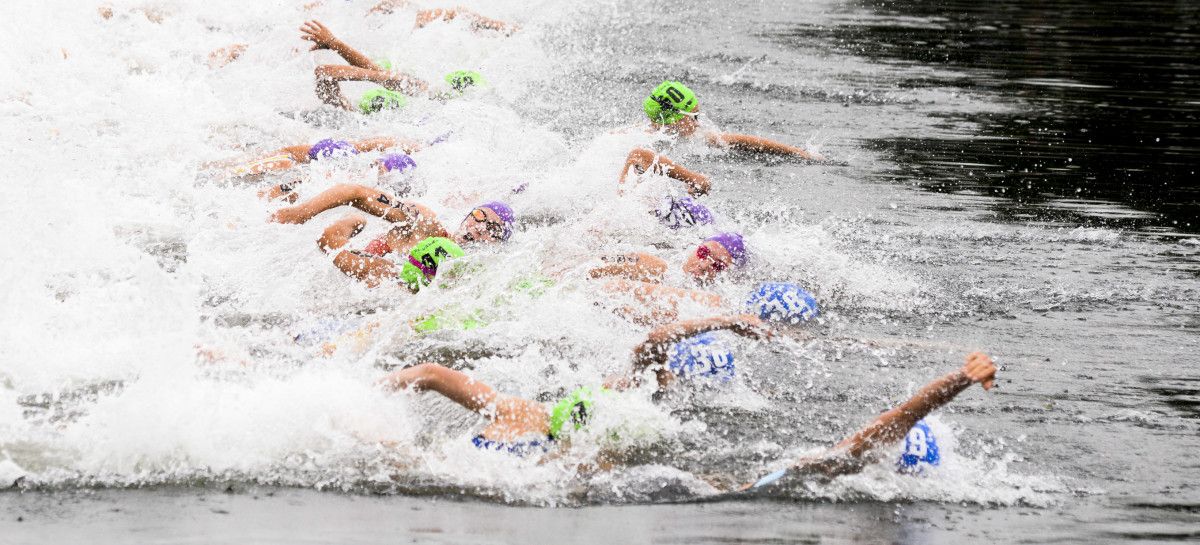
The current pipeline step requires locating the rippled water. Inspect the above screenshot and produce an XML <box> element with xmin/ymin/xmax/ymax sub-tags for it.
<box><xmin>2</xmin><ymin>0</ymin><xmax>1199</xmax><ymax>542</ymax></box>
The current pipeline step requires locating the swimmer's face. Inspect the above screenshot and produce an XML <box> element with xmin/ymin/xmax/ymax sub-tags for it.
<box><xmin>683</xmin><ymin>241</ymin><xmax>733</xmax><ymax>283</ymax></box>
<box><xmin>454</xmin><ymin>207</ymin><xmax>506</xmax><ymax>245</ymax></box>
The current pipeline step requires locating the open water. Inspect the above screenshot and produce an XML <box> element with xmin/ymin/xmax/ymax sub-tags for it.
<box><xmin>1</xmin><ymin>0</ymin><xmax>1198</xmax><ymax>542</ymax></box>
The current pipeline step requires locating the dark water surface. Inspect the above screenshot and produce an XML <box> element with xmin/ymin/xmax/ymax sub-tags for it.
<box><xmin>770</xmin><ymin>0</ymin><xmax>1200</xmax><ymax>233</ymax></box>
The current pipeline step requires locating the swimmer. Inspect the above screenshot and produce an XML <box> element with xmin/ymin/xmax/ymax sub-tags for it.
<box><xmin>381</xmin><ymin>324</ymin><xmax>996</xmax><ymax>481</ymax></box>
<box><xmin>617</xmin><ymin>81</ymin><xmax>826</xmax><ymax>191</ymax></box>
<box><xmin>741</xmin><ymin>352</ymin><xmax>997</xmax><ymax>488</ymax></box>
<box><xmin>378</xmin><ymin>314</ymin><xmax>770</xmax><ymax>451</ymax></box>
<box><xmin>368</xmin><ymin>1</ymin><xmax>519</xmax><ymax>34</ymax></box>
<box><xmin>301</xmin><ymin>21</ymin><xmax>485</xmax><ymax>113</ymax></box>
<box><xmin>225</xmin><ymin>136</ymin><xmax>421</xmax><ymax>178</ymax></box>
<box><xmin>590</xmin><ymin>231</ymin><xmax>747</xmax><ymax>285</ymax></box>
<box><xmin>641</xmin><ymin>80</ymin><xmax>825</xmax><ymax>160</ymax></box>
<box><xmin>270</xmin><ymin>183</ymin><xmax>514</xmax><ymax>289</ymax></box>
<box><xmin>258</xmin><ymin>150</ymin><xmax>419</xmax><ymax>202</ymax></box>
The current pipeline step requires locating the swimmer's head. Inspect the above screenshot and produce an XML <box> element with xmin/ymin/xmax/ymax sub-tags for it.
<box><xmin>656</xmin><ymin>196</ymin><xmax>714</xmax><ymax>229</ymax></box>
<box><xmin>308</xmin><ymin>138</ymin><xmax>358</xmax><ymax>161</ymax></box>
<box><xmin>445</xmin><ymin>70</ymin><xmax>484</xmax><ymax>92</ymax></box>
<box><xmin>897</xmin><ymin>419</ymin><xmax>940</xmax><ymax>474</ymax></box>
<box><xmin>376</xmin><ymin>153</ymin><xmax>416</xmax><ymax>175</ymax></box>
<box><xmin>455</xmin><ymin>201</ymin><xmax>514</xmax><ymax>245</ymax></box>
<box><xmin>746</xmin><ymin>282</ymin><xmax>819</xmax><ymax>324</ymax></box>
<box><xmin>398</xmin><ymin>236</ymin><xmax>466</xmax><ymax>291</ymax></box>
<box><xmin>644</xmin><ymin>80</ymin><xmax>700</xmax><ymax>136</ymax></box>
<box><xmin>358</xmin><ymin>88</ymin><xmax>407</xmax><ymax>114</ymax></box>
<box><xmin>684</xmin><ymin>232</ymin><xmax>746</xmax><ymax>282</ymax></box>
<box><xmin>667</xmin><ymin>332</ymin><xmax>735</xmax><ymax>383</ymax></box>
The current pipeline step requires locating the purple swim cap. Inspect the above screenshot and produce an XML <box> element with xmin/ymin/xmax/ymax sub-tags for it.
<box><xmin>477</xmin><ymin>201</ymin><xmax>515</xmax><ymax>241</ymax></box>
<box><xmin>379</xmin><ymin>153</ymin><xmax>416</xmax><ymax>173</ymax></box>
<box><xmin>308</xmin><ymin>138</ymin><xmax>357</xmax><ymax>161</ymax></box>
<box><xmin>705</xmin><ymin>232</ymin><xmax>747</xmax><ymax>267</ymax></box>
<box><xmin>657</xmin><ymin>196</ymin><xmax>714</xmax><ymax>229</ymax></box>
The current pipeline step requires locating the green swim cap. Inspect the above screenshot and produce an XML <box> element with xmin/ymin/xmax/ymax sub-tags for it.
<box><xmin>412</xmin><ymin>308</ymin><xmax>484</xmax><ymax>333</ymax></box>
<box><xmin>548</xmin><ymin>386</ymin><xmax>608</xmax><ymax>439</ymax></box>
<box><xmin>643</xmin><ymin>80</ymin><xmax>697</xmax><ymax>125</ymax></box>
<box><xmin>398</xmin><ymin>237</ymin><xmax>465</xmax><ymax>291</ymax></box>
<box><xmin>359</xmin><ymin>88</ymin><xmax>407</xmax><ymax>114</ymax></box>
<box><xmin>444</xmin><ymin>70</ymin><xmax>484</xmax><ymax>92</ymax></box>
<box><xmin>375</xmin><ymin>58</ymin><xmax>393</xmax><ymax>71</ymax></box>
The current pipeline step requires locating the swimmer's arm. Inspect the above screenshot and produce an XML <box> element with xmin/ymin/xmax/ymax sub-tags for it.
<box><xmin>367</xmin><ymin>0</ymin><xmax>413</xmax><ymax>15</ymax></box>
<box><xmin>620</xmin><ymin>148</ymin><xmax>711</xmax><ymax>196</ymax></box>
<box><xmin>706</xmin><ymin>132</ymin><xmax>824</xmax><ymax>161</ymax></box>
<box><xmin>735</xmin><ymin>353</ymin><xmax>998</xmax><ymax>488</ymax></box>
<box><xmin>273</xmin><ymin>184</ymin><xmax>432</xmax><ymax>231</ymax></box>
<box><xmin>207</xmin><ymin>43</ymin><xmax>247</xmax><ymax>69</ymax></box>
<box><xmin>621</xmin><ymin>314</ymin><xmax>767</xmax><ymax>391</ymax></box>
<box><xmin>416</xmin><ymin>7</ymin><xmax>518</xmax><ymax>33</ymax></box>
<box><xmin>316</xmin><ymin>64</ymin><xmax>430</xmax><ymax>96</ymax></box>
<box><xmin>301</xmin><ymin>20</ymin><xmax>381</xmax><ymax>70</ymax></box>
<box><xmin>353</xmin><ymin>136</ymin><xmax>423</xmax><ymax>154</ymax></box>
<box><xmin>317</xmin><ymin>214</ymin><xmax>368</xmax><ymax>252</ymax></box>
<box><xmin>833</xmin><ymin>352</ymin><xmax>995</xmax><ymax>459</ymax></box>
<box><xmin>258</xmin><ymin>179</ymin><xmax>304</xmax><ymax>202</ymax></box>
<box><xmin>588</xmin><ymin>252</ymin><xmax>667</xmax><ymax>282</ymax></box>
<box><xmin>314</xmin><ymin>66</ymin><xmax>354</xmax><ymax>111</ymax></box>
<box><xmin>331</xmin><ymin>249</ymin><xmax>401</xmax><ymax>288</ymax></box>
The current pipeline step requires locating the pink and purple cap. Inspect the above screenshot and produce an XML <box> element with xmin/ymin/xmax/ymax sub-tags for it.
<box><xmin>308</xmin><ymin>138</ymin><xmax>358</xmax><ymax>161</ymax></box>
<box><xmin>705</xmin><ymin>232</ymin><xmax>747</xmax><ymax>267</ymax></box>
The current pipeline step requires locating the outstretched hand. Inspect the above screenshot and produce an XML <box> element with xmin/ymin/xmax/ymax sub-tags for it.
<box><xmin>961</xmin><ymin>351</ymin><xmax>996</xmax><ymax>390</ymax></box>
<box><xmin>300</xmin><ymin>20</ymin><xmax>339</xmax><ymax>51</ymax></box>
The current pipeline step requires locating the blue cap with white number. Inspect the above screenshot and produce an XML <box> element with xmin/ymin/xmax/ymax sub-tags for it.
<box><xmin>897</xmin><ymin>419</ymin><xmax>940</xmax><ymax>473</ymax></box>
<box><xmin>667</xmin><ymin>332</ymin><xmax>735</xmax><ymax>382</ymax></box>
<box><xmin>746</xmin><ymin>282</ymin><xmax>819</xmax><ymax>324</ymax></box>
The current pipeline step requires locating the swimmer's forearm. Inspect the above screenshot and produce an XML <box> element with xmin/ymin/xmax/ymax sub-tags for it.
<box><xmin>711</xmin><ymin>133</ymin><xmax>823</xmax><ymax>160</ymax></box>
<box><xmin>327</xmin><ymin>37</ymin><xmax>380</xmax><ymax>70</ymax></box>
<box><xmin>834</xmin><ymin>371</ymin><xmax>972</xmax><ymax>459</ymax></box>
<box><xmin>318</xmin><ymin>216</ymin><xmax>367</xmax><ymax>252</ymax></box>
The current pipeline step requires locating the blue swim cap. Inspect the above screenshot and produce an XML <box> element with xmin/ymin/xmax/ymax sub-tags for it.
<box><xmin>308</xmin><ymin>138</ymin><xmax>358</xmax><ymax>161</ymax></box>
<box><xmin>746</xmin><ymin>282</ymin><xmax>819</xmax><ymax>324</ymax></box>
<box><xmin>667</xmin><ymin>332</ymin><xmax>735</xmax><ymax>382</ymax></box>
<box><xmin>897</xmin><ymin>419</ymin><xmax>940</xmax><ymax>474</ymax></box>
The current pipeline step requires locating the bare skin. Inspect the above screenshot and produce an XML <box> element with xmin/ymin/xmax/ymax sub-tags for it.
<box><xmin>655</xmin><ymin>105</ymin><xmax>825</xmax><ymax>161</ymax></box>
<box><xmin>381</xmin><ymin>338</ymin><xmax>998</xmax><ymax>485</ymax></box>
<box><xmin>589</xmin><ymin>240</ymin><xmax>735</xmax><ymax>286</ymax></box>
<box><xmin>378</xmin><ymin>314</ymin><xmax>767</xmax><ymax>442</ymax></box>
<box><xmin>601</xmin><ymin>279</ymin><xmax>724</xmax><ymax>325</ymax></box>
<box><xmin>226</xmin><ymin>136</ymin><xmax>421</xmax><ymax>179</ymax></box>
<box><xmin>304</xmin><ymin>20</ymin><xmax>484</xmax><ymax>111</ymax></box>
<box><xmin>368</xmin><ymin>1</ymin><xmax>520</xmax><ymax>33</ymax></box>
<box><xmin>619</xmin><ymin>148</ymin><xmax>711</xmax><ymax>197</ymax></box>
<box><xmin>740</xmin><ymin>352</ymin><xmax>998</xmax><ymax>487</ymax></box>
<box><xmin>269</xmin><ymin>184</ymin><xmax>506</xmax><ymax>288</ymax></box>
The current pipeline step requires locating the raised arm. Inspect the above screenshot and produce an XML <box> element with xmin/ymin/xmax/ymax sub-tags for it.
<box><xmin>352</xmin><ymin>136</ymin><xmax>422</xmax><ymax>154</ymax></box>
<box><xmin>706</xmin><ymin>132</ymin><xmax>824</xmax><ymax>161</ymax></box>
<box><xmin>588</xmin><ymin>252</ymin><xmax>668</xmax><ymax>282</ymax></box>
<box><xmin>834</xmin><ymin>352</ymin><xmax>995</xmax><ymax>458</ymax></box>
<box><xmin>620</xmin><ymin>148</ymin><xmax>711</xmax><ymax>196</ymax></box>
<box><xmin>300</xmin><ymin>20</ymin><xmax>380</xmax><ymax>70</ymax></box>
